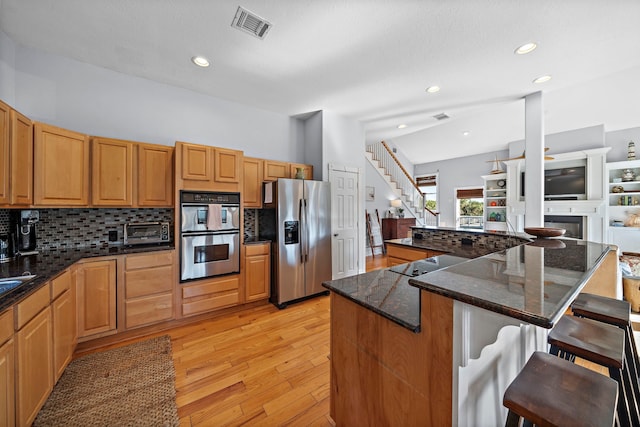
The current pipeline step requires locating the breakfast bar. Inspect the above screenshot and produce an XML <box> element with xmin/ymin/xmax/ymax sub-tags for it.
<box><xmin>323</xmin><ymin>237</ymin><xmax>619</xmax><ymax>426</ymax></box>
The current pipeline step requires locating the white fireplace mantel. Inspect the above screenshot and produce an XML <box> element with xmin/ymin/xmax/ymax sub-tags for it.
<box><xmin>504</xmin><ymin>147</ymin><xmax>610</xmax><ymax>242</ymax></box>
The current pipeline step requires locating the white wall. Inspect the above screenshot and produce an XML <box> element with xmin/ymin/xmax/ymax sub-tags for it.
<box><xmin>302</xmin><ymin>111</ymin><xmax>323</xmax><ymax>180</ymax></box>
<box><xmin>0</xmin><ymin>31</ymin><xmax>16</xmax><ymax>104</ymax></box>
<box><xmin>606</xmin><ymin>127</ymin><xmax>640</xmax><ymax>162</ymax></box>
<box><xmin>4</xmin><ymin>33</ymin><xmax>305</xmax><ymax>162</ymax></box>
<box><xmin>414</xmin><ymin>149</ymin><xmax>509</xmax><ymax>227</ymax></box>
<box><xmin>365</xmin><ymin>160</ymin><xmax>401</xmax><ymax>219</ymax></box>
<box><xmin>509</xmin><ymin>124</ymin><xmax>605</xmax><ymax>157</ymax></box>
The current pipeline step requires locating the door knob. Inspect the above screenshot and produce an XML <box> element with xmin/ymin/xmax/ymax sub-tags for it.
<box><xmin>333</xmin><ymin>234</ymin><xmax>338</xmax><ymax>237</ymax></box>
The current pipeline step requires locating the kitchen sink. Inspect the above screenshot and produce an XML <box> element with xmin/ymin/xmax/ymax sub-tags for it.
<box><xmin>0</xmin><ymin>274</ymin><xmax>37</xmax><ymax>297</ymax></box>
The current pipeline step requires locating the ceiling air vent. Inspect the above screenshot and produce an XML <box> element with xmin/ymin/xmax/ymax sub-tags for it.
<box><xmin>232</xmin><ymin>6</ymin><xmax>272</xmax><ymax>40</ymax></box>
<box><xmin>433</xmin><ymin>113</ymin><xmax>450</xmax><ymax>121</ymax></box>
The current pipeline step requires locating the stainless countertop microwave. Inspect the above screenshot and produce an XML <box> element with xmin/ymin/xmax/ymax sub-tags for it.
<box><xmin>124</xmin><ymin>222</ymin><xmax>171</xmax><ymax>246</ymax></box>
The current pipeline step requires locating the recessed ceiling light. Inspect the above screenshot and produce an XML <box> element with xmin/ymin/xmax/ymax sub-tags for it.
<box><xmin>191</xmin><ymin>56</ymin><xmax>210</xmax><ymax>67</ymax></box>
<box><xmin>515</xmin><ymin>42</ymin><xmax>537</xmax><ymax>55</ymax></box>
<box><xmin>397</xmin><ymin>124</ymin><xmax>407</xmax><ymax>129</ymax></box>
<box><xmin>533</xmin><ymin>75</ymin><xmax>552</xmax><ymax>84</ymax></box>
<box><xmin>462</xmin><ymin>131</ymin><xmax>470</xmax><ymax>136</ymax></box>
<box><xmin>425</xmin><ymin>86</ymin><xmax>440</xmax><ymax>93</ymax></box>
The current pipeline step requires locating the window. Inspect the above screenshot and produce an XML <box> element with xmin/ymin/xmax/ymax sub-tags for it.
<box><xmin>417</xmin><ymin>174</ymin><xmax>437</xmax><ymax>211</ymax></box>
<box><xmin>456</xmin><ymin>187</ymin><xmax>483</xmax><ymax>229</ymax></box>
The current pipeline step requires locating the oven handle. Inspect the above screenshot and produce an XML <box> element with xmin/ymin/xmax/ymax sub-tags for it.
<box><xmin>181</xmin><ymin>230</ymin><xmax>239</xmax><ymax>237</ymax></box>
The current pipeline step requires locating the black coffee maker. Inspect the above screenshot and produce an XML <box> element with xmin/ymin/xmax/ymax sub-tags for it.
<box><xmin>13</xmin><ymin>210</ymin><xmax>39</xmax><ymax>254</ymax></box>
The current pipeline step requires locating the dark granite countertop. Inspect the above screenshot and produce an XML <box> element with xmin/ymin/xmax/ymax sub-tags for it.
<box><xmin>0</xmin><ymin>244</ymin><xmax>175</xmax><ymax>312</ymax></box>
<box><xmin>409</xmin><ymin>239</ymin><xmax>613</xmax><ymax>329</ymax></box>
<box><xmin>323</xmin><ymin>269</ymin><xmax>422</xmax><ymax>332</ymax></box>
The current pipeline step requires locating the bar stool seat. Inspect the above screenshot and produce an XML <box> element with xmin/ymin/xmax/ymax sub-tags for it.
<box><xmin>503</xmin><ymin>351</ymin><xmax>618</xmax><ymax>427</ymax></box>
<box><xmin>549</xmin><ymin>315</ymin><xmax>638</xmax><ymax>426</ymax></box>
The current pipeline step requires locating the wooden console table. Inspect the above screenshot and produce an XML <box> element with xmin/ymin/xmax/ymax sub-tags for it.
<box><xmin>382</xmin><ymin>218</ymin><xmax>416</xmax><ymax>240</ymax></box>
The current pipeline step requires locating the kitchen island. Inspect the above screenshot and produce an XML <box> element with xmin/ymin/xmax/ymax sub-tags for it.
<box><xmin>323</xmin><ymin>238</ymin><xmax>619</xmax><ymax>426</ymax></box>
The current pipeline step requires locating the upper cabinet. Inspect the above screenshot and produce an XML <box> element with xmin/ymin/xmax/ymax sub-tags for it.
<box><xmin>263</xmin><ymin>160</ymin><xmax>290</xmax><ymax>181</ymax></box>
<box><xmin>243</xmin><ymin>157</ymin><xmax>263</xmax><ymax>208</ymax></box>
<box><xmin>0</xmin><ymin>100</ymin><xmax>34</xmax><ymax>206</ymax></box>
<box><xmin>137</xmin><ymin>143</ymin><xmax>174</xmax><ymax>207</ymax></box>
<box><xmin>34</xmin><ymin>122</ymin><xmax>90</xmax><ymax>206</ymax></box>
<box><xmin>176</xmin><ymin>141</ymin><xmax>242</xmax><ymax>192</ymax></box>
<box><xmin>91</xmin><ymin>137</ymin><xmax>134</xmax><ymax>206</ymax></box>
<box><xmin>289</xmin><ymin>163</ymin><xmax>313</xmax><ymax>180</ymax></box>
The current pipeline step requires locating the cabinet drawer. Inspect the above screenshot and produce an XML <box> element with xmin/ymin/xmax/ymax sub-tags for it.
<box><xmin>181</xmin><ymin>276</ymin><xmax>239</xmax><ymax>299</ymax></box>
<box><xmin>386</xmin><ymin>245</ymin><xmax>430</xmax><ymax>262</ymax></box>
<box><xmin>245</xmin><ymin>243</ymin><xmax>270</xmax><ymax>256</ymax></box>
<box><xmin>125</xmin><ymin>251</ymin><xmax>174</xmax><ymax>270</ymax></box>
<box><xmin>125</xmin><ymin>293</ymin><xmax>173</xmax><ymax>329</ymax></box>
<box><xmin>125</xmin><ymin>265</ymin><xmax>173</xmax><ymax>298</ymax></box>
<box><xmin>0</xmin><ymin>308</ymin><xmax>13</xmax><ymax>345</ymax></box>
<box><xmin>15</xmin><ymin>285</ymin><xmax>49</xmax><ymax>330</ymax></box>
<box><xmin>50</xmin><ymin>270</ymin><xmax>71</xmax><ymax>300</ymax></box>
<box><xmin>182</xmin><ymin>292</ymin><xmax>239</xmax><ymax>317</ymax></box>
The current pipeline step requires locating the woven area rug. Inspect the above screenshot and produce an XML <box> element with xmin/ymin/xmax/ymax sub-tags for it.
<box><xmin>34</xmin><ymin>335</ymin><xmax>179</xmax><ymax>427</ymax></box>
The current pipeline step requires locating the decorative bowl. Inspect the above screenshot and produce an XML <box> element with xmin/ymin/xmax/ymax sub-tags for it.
<box><xmin>524</xmin><ymin>227</ymin><xmax>566</xmax><ymax>238</ymax></box>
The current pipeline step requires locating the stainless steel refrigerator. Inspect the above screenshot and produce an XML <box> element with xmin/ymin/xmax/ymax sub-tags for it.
<box><xmin>263</xmin><ymin>178</ymin><xmax>332</xmax><ymax>308</ymax></box>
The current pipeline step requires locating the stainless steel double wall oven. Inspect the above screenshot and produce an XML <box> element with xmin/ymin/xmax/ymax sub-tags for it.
<box><xmin>180</xmin><ymin>191</ymin><xmax>240</xmax><ymax>282</ymax></box>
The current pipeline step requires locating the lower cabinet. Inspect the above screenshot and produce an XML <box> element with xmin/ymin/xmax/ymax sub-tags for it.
<box><xmin>16</xmin><ymin>304</ymin><xmax>53</xmax><ymax>427</ymax></box>
<box><xmin>181</xmin><ymin>275</ymin><xmax>240</xmax><ymax>317</ymax></box>
<box><xmin>51</xmin><ymin>269</ymin><xmax>77</xmax><ymax>382</ymax></box>
<box><xmin>124</xmin><ymin>251</ymin><xmax>174</xmax><ymax>329</ymax></box>
<box><xmin>386</xmin><ymin>244</ymin><xmax>444</xmax><ymax>267</ymax></box>
<box><xmin>0</xmin><ymin>308</ymin><xmax>14</xmax><ymax>427</ymax></box>
<box><xmin>245</xmin><ymin>243</ymin><xmax>270</xmax><ymax>302</ymax></box>
<box><xmin>76</xmin><ymin>259</ymin><xmax>117</xmax><ymax>340</ymax></box>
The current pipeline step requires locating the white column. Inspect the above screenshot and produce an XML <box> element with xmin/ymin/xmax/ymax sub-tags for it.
<box><xmin>524</xmin><ymin>92</ymin><xmax>544</xmax><ymax>227</ymax></box>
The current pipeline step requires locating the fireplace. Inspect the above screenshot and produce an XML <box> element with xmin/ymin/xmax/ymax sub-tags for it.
<box><xmin>544</xmin><ymin>215</ymin><xmax>584</xmax><ymax>240</ymax></box>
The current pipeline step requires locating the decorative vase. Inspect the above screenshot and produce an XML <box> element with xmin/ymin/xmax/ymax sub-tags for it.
<box><xmin>622</xmin><ymin>169</ymin><xmax>636</xmax><ymax>182</ymax></box>
<box><xmin>294</xmin><ymin>167</ymin><xmax>305</xmax><ymax>179</ymax></box>
<box><xmin>628</xmin><ymin>141</ymin><xmax>636</xmax><ymax>160</ymax></box>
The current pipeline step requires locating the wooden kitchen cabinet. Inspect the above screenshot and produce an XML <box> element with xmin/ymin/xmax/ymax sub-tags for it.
<box><xmin>16</xmin><ymin>301</ymin><xmax>53</xmax><ymax>427</ymax></box>
<box><xmin>243</xmin><ymin>157</ymin><xmax>264</xmax><ymax>208</ymax></box>
<box><xmin>386</xmin><ymin>243</ymin><xmax>444</xmax><ymax>267</ymax></box>
<box><xmin>124</xmin><ymin>251</ymin><xmax>174</xmax><ymax>329</ymax></box>
<box><xmin>179</xmin><ymin>141</ymin><xmax>213</xmax><ymax>182</ymax></box>
<box><xmin>76</xmin><ymin>259</ymin><xmax>117</xmax><ymax>339</ymax></box>
<box><xmin>263</xmin><ymin>160</ymin><xmax>290</xmax><ymax>181</ymax></box>
<box><xmin>245</xmin><ymin>243</ymin><xmax>270</xmax><ymax>301</ymax></box>
<box><xmin>34</xmin><ymin>122</ymin><xmax>90</xmax><ymax>206</ymax></box>
<box><xmin>91</xmin><ymin>137</ymin><xmax>134</xmax><ymax>206</ymax></box>
<box><xmin>214</xmin><ymin>147</ymin><xmax>242</xmax><ymax>183</ymax></box>
<box><xmin>0</xmin><ymin>100</ymin><xmax>34</xmax><ymax>206</ymax></box>
<box><xmin>181</xmin><ymin>275</ymin><xmax>240</xmax><ymax>317</ymax></box>
<box><xmin>289</xmin><ymin>163</ymin><xmax>313</xmax><ymax>180</ymax></box>
<box><xmin>138</xmin><ymin>142</ymin><xmax>174</xmax><ymax>207</ymax></box>
<box><xmin>51</xmin><ymin>269</ymin><xmax>77</xmax><ymax>382</ymax></box>
<box><xmin>0</xmin><ymin>308</ymin><xmax>14</xmax><ymax>427</ymax></box>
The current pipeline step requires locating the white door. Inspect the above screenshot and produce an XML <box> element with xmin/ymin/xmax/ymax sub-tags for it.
<box><xmin>329</xmin><ymin>165</ymin><xmax>360</xmax><ymax>279</ymax></box>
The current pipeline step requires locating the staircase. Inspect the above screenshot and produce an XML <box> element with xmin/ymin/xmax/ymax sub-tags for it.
<box><xmin>366</xmin><ymin>141</ymin><xmax>439</xmax><ymax>227</ymax></box>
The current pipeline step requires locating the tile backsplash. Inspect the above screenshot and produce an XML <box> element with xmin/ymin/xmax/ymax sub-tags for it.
<box><xmin>0</xmin><ymin>208</ymin><xmax>173</xmax><ymax>250</ymax></box>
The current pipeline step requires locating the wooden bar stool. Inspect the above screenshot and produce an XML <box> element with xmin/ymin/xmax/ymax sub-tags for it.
<box><xmin>548</xmin><ymin>315</ymin><xmax>639</xmax><ymax>427</ymax></box>
<box><xmin>571</xmin><ymin>293</ymin><xmax>640</xmax><ymax>389</ymax></box>
<box><xmin>503</xmin><ymin>351</ymin><xmax>618</xmax><ymax>427</ymax></box>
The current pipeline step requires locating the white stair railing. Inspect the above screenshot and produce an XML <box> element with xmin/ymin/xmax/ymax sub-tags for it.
<box><xmin>366</xmin><ymin>141</ymin><xmax>439</xmax><ymax>227</ymax></box>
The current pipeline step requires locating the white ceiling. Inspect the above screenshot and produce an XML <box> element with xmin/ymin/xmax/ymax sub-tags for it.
<box><xmin>1</xmin><ymin>0</ymin><xmax>639</xmax><ymax>164</ymax></box>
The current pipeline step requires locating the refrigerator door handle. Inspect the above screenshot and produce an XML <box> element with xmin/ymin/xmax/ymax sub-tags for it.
<box><xmin>299</xmin><ymin>199</ymin><xmax>305</xmax><ymax>264</ymax></box>
<box><xmin>303</xmin><ymin>198</ymin><xmax>309</xmax><ymax>263</ymax></box>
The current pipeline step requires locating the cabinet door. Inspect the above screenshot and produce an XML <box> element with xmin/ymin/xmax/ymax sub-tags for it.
<box><xmin>263</xmin><ymin>160</ymin><xmax>290</xmax><ymax>181</ymax></box>
<box><xmin>0</xmin><ymin>338</ymin><xmax>14</xmax><ymax>427</ymax></box>
<box><xmin>246</xmin><ymin>253</ymin><xmax>270</xmax><ymax>301</ymax></box>
<box><xmin>91</xmin><ymin>137</ymin><xmax>134</xmax><ymax>206</ymax></box>
<box><xmin>289</xmin><ymin>163</ymin><xmax>313</xmax><ymax>180</ymax></box>
<box><xmin>214</xmin><ymin>147</ymin><xmax>242</xmax><ymax>183</ymax></box>
<box><xmin>243</xmin><ymin>157</ymin><xmax>263</xmax><ymax>208</ymax></box>
<box><xmin>180</xmin><ymin>142</ymin><xmax>212</xmax><ymax>181</ymax></box>
<box><xmin>0</xmin><ymin>100</ymin><xmax>9</xmax><ymax>204</ymax></box>
<box><xmin>34</xmin><ymin>122</ymin><xmax>89</xmax><ymax>206</ymax></box>
<box><xmin>16</xmin><ymin>306</ymin><xmax>53</xmax><ymax>427</ymax></box>
<box><xmin>10</xmin><ymin>110</ymin><xmax>34</xmax><ymax>205</ymax></box>
<box><xmin>52</xmin><ymin>288</ymin><xmax>76</xmax><ymax>382</ymax></box>
<box><xmin>76</xmin><ymin>260</ymin><xmax>117</xmax><ymax>338</ymax></box>
<box><xmin>138</xmin><ymin>143</ymin><xmax>174</xmax><ymax>206</ymax></box>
